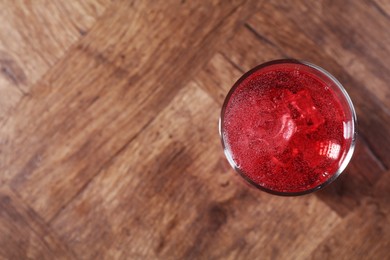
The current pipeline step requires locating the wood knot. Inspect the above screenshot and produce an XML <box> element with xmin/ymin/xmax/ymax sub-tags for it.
<box><xmin>0</xmin><ymin>194</ymin><xmax>11</xmax><ymax>205</ymax></box>
<box><xmin>0</xmin><ymin>51</ymin><xmax>27</xmax><ymax>87</ymax></box>
<box><xmin>208</xmin><ymin>204</ymin><xmax>227</xmax><ymax>232</ymax></box>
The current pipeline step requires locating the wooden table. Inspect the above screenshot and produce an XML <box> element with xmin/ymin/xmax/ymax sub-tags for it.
<box><xmin>1</xmin><ymin>1</ymin><xmax>389</xmax><ymax>259</ymax></box>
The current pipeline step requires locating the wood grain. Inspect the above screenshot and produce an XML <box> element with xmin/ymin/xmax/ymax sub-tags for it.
<box><xmin>0</xmin><ymin>187</ymin><xmax>75</xmax><ymax>259</ymax></box>
<box><xmin>1</xmin><ymin>0</ymin><xmax>254</xmax><ymax>221</ymax></box>
<box><xmin>0</xmin><ymin>0</ymin><xmax>390</xmax><ymax>259</ymax></box>
<box><xmin>195</xmin><ymin>52</ymin><xmax>243</xmax><ymax>105</ymax></box>
<box><xmin>312</xmin><ymin>172</ymin><xmax>390</xmax><ymax>259</ymax></box>
<box><xmin>0</xmin><ymin>0</ymin><xmax>110</xmax><ymax>123</ymax></box>
<box><xmin>52</xmin><ymin>83</ymin><xmax>342</xmax><ymax>259</ymax></box>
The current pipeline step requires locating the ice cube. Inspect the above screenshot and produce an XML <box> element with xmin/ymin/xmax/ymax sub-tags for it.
<box><xmin>285</xmin><ymin>89</ymin><xmax>325</xmax><ymax>132</ymax></box>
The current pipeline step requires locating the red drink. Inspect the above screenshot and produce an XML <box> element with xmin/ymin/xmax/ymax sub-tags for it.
<box><xmin>220</xmin><ymin>60</ymin><xmax>356</xmax><ymax>195</ymax></box>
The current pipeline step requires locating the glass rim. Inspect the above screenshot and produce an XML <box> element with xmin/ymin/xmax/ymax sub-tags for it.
<box><xmin>219</xmin><ymin>59</ymin><xmax>358</xmax><ymax>196</ymax></box>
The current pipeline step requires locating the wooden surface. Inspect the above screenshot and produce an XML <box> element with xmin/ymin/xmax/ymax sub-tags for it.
<box><xmin>0</xmin><ymin>0</ymin><xmax>389</xmax><ymax>259</ymax></box>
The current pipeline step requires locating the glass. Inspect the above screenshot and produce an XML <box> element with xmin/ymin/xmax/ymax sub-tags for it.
<box><xmin>219</xmin><ymin>59</ymin><xmax>357</xmax><ymax>196</ymax></box>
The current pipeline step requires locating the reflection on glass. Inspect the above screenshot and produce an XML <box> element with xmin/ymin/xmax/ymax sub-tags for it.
<box><xmin>343</xmin><ymin>121</ymin><xmax>352</xmax><ymax>139</ymax></box>
<box><xmin>318</xmin><ymin>141</ymin><xmax>341</xmax><ymax>160</ymax></box>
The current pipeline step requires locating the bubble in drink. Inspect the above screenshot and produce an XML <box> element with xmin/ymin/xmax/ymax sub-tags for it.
<box><xmin>220</xmin><ymin>60</ymin><xmax>356</xmax><ymax>195</ymax></box>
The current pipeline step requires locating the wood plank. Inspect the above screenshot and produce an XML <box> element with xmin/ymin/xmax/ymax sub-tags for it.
<box><xmin>372</xmin><ymin>171</ymin><xmax>390</xmax><ymax>216</ymax></box>
<box><xmin>0</xmin><ymin>67</ymin><xmax>24</xmax><ymax>125</ymax></box>
<box><xmin>0</xmin><ymin>0</ymin><xmax>255</xmax><ymax>222</ymax></box>
<box><xmin>51</xmin><ymin>83</ymin><xmax>342</xmax><ymax>259</ymax></box>
<box><xmin>312</xmin><ymin>204</ymin><xmax>390</xmax><ymax>259</ymax></box>
<box><xmin>248</xmin><ymin>0</ymin><xmax>390</xmax><ymax>110</ymax></box>
<box><xmin>50</xmin><ymin>83</ymin><xmax>218</xmax><ymax>258</ymax></box>
<box><xmin>0</xmin><ymin>0</ymin><xmax>111</xmax><ymax>122</ymax></box>
<box><xmin>372</xmin><ymin>0</ymin><xmax>390</xmax><ymax>17</ymax></box>
<box><xmin>0</xmin><ymin>186</ymin><xmax>75</xmax><ymax>259</ymax></box>
<box><xmin>311</xmin><ymin>172</ymin><xmax>390</xmax><ymax>259</ymax></box>
<box><xmin>194</xmin><ymin>52</ymin><xmax>243</xmax><ymax>105</ymax></box>
<box><xmin>219</xmin><ymin>25</ymin><xmax>388</xmax><ymax>215</ymax></box>
<box><xmin>222</xmin><ymin>24</ymin><xmax>286</xmax><ymax>70</ymax></box>
<box><xmin>74</xmin><ymin>0</ymin><xmax>263</xmax><ymax>72</ymax></box>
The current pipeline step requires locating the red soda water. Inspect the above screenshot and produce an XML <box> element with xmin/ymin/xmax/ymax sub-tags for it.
<box><xmin>220</xmin><ymin>60</ymin><xmax>356</xmax><ymax>195</ymax></box>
